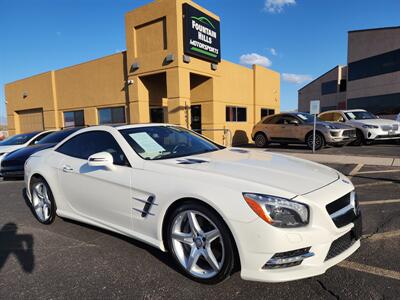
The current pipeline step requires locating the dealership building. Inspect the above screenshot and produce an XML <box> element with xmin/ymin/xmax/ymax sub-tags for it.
<box><xmin>298</xmin><ymin>26</ymin><xmax>400</xmax><ymax>117</ymax></box>
<box><xmin>4</xmin><ymin>0</ymin><xmax>280</xmax><ymax>145</ymax></box>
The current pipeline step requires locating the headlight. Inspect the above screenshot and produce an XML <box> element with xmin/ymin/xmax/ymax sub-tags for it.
<box><xmin>324</xmin><ymin>124</ymin><xmax>336</xmax><ymax>129</ymax></box>
<box><xmin>362</xmin><ymin>124</ymin><xmax>379</xmax><ymax>129</ymax></box>
<box><xmin>243</xmin><ymin>193</ymin><xmax>309</xmax><ymax>228</ymax></box>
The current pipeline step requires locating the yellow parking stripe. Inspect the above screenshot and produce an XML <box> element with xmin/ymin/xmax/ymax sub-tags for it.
<box><xmin>359</xmin><ymin>199</ymin><xmax>400</xmax><ymax>205</ymax></box>
<box><xmin>339</xmin><ymin>261</ymin><xmax>400</xmax><ymax>281</ymax></box>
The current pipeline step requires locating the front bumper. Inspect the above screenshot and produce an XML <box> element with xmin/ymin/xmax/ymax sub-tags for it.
<box><xmin>0</xmin><ymin>166</ymin><xmax>24</xmax><ymax>178</ymax></box>
<box><xmin>231</xmin><ymin>178</ymin><xmax>361</xmax><ymax>283</ymax></box>
<box><xmin>324</xmin><ymin>129</ymin><xmax>357</xmax><ymax>145</ymax></box>
<box><xmin>362</xmin><ymin>128</ymin><xmax>400</xmax><ymax>140</ymax></box>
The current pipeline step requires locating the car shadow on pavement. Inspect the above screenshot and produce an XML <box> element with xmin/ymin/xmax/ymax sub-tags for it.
<box><xmin>0</xmin><ymin>223</ymin><xmax>34</xmax><ymax>273</ymax></box>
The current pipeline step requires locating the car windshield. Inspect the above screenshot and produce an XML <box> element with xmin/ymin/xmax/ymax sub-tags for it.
<box><xmin>0</xmin><ymin>132</ymin><xmax>38</xmax><ymax>146</ymax></box>
<box><xmin>37</xmin><ymin>128</ymin><xmax>81</xmax><ymax>145</ymax></box>
<box><xmin>296</xmin><ymin>113</ymin><xmax>319</xmax><ymax>123</ymax></box>
<box><xmin>120</xmin><ymin>126</ymin><xmax>224</xmax><ymax>160</ymax></box>
<box><xmin>345</xmin><ymin>111</ymin><xmax>376</xmax><ymax>120</ymax></box>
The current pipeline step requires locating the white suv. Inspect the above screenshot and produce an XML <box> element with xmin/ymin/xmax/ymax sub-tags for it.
<box><xmin>319</xmin><ymin>109</ymin><xmax>400</xmax><ymax>145</ymax></box>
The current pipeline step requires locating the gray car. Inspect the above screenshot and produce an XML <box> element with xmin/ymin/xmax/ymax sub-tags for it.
<box><xmin>251</xmin><ymin>112</ymin><xmax>357</xmax><ymax>150</ymax></box>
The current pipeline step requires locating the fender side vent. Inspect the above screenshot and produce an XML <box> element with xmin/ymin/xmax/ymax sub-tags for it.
<box><xmin>176</xmin><ymin>158</ymin><xmax>208</xmax><ymax>164</ymax></box>
<box><xmin>133</xmin><ymin>196</ymin><xmax>157</xmax><ymax>217</ymax></box>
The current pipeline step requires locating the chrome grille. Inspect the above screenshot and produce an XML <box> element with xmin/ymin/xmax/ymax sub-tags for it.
<box><xmin>343</xmin><ymin>130</ymin><xmax>356</xmax><ymax>137</ymax></box>
<box><xmin>381</xmin><ymin>124</ymin><xmax>398</xmax><ymax>131</ymax></box>
<box><xmin>326</xmin><ymin>192</ymin><xmax>359</xmax><ymax>228</ymax></box>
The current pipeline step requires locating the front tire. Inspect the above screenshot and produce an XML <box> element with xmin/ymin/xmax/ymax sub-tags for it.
<box><xmin>30</xmin><ymin>177</ymin><xmax>56</xmax><ymax>224</ymax></box>
<box><xmin>166</xmin><ymin>202</ymin><xmax>235</xmax><ymax>284</ymax></box>
<box><xmin>306</xmin><ymin>132</ymin><xmax>325</xmax><ymax>150</ymax></box>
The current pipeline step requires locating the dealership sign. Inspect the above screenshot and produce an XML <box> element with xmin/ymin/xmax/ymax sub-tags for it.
<box><xmin>183</xmin><ymin>3</ymin><xmax>221</xmax><ymax>63</ymax></box>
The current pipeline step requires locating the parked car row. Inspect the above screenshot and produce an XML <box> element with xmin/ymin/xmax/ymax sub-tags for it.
<box><xmin>251</xmin><ymin>109</ymin><xmax>400</xmax><ymax>150</ymax></box>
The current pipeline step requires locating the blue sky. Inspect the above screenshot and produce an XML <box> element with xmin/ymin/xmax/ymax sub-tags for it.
<box><xmin>1</xmin><ymin>0</ymin><xmax>400</xmax><ymax>124</ymax></box>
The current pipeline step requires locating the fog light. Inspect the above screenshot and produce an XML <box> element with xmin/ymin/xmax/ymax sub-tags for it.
<box><xmin>263</xmin><ymin>247</ymin><xmax>314</xmax><ymax>269</ymax></box>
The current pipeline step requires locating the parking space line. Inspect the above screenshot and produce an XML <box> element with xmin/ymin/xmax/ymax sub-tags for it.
<box><xmin>363</xmin><ymin>230</ymin><xmax>400</xmax><ymax>241</ymax></box>
<box><xmin>338</xmin><ymin>260</ymin><xmax>400</xmax><ymax>281</ymax></box>
<box><xmin>357</xmin><ymin>169</ymin><xmax>400</xmax><ymax>175</ymax></box>
<box><xmin>355</xmin><ymin>181</ymin><xmax>393</xmax><ymax>188</ymax></box>
<box><xmin>348</xmin><ymin>164</ymin><xmax>364</xmax><ymax>177</ymax></box>
<box><xmin>359</xmin><ymin>199</ymin><xmax>400</xmax><ymax>206</ymax></box>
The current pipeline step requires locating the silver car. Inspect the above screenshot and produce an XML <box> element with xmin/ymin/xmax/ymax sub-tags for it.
<box><xmin>251</xmin><ymin>112</ymin><xmax>357</xmax><ymax>150</ymax></box>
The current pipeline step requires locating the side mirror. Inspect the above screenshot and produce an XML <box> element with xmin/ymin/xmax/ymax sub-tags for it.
<box><xmin>88</xmin><ymin>152</ymin><xmax>114</xmax><ymax>169</ymax></box>
<box><xmin>290</xmin><ymin>120</ymin><xmax>300</xmax><ymax>126</ymax></box>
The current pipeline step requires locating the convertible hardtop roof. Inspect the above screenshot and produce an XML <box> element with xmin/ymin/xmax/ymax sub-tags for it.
<box><xmin>320</xmin><ymin>109</ymin><xmax>367</xmax><ymax>114</ymax></box>
<box><xmin>115</xmin><ymin>123</ymin><xmax>179</xmax><ymax>130</ymax></box>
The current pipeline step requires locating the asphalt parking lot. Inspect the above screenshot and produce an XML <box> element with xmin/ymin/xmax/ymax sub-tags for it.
<box><xmin>244</xmin><ymin>141</ymin><xmax>400</xmax><ymax>158</ymax></box>
<box><xmin>1</xmin><ymin>162</ymin><xmax>400</xmax><ymax>299</ymax></box>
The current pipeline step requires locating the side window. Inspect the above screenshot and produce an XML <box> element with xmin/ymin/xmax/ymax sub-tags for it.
<box><xmin>56</xmin><ymin>131</ymin><xmax>130</xmax><ymax>167</ymax></box>
<box><xmin>276</xmin><ymin>116</ymin><xmax>295</xmax><ymax>125</ymax></box>
<box><xmin>263</xmin><ymin>115</ymin><xmax>280</xmax><ymax>124</ymax></box>
<box><xmin>30</xmin><ymin>132</ymin><xmax>53</xmax><ymax>145</ymax></box>
<box><xmin>319</xmin><ymin>113</ymin><xmax>333</xmax><ymax>121</ymax></box>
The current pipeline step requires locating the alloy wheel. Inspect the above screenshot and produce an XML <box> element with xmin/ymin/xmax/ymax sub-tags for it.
<box><xmin>307</xmin><ymin>133</ymin><xmax>323</xmax><ymax>150</ymax></box>
<box><xmin>32</xmin><ymin>182</ymin><xmax>52</xmax><ymax>222</ymax></box>
<box><xmin>170</xmin><ymin>210</ymin><xmax>225</xmax><ymax>279</ymax></box>
<box><xmin>255</xmin><ymin>134</ymin><xmax>267</xmax><ymax>147</ymax></box>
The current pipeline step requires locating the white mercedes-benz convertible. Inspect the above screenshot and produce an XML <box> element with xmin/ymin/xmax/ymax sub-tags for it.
<box><xmin>24</xmin><ymin>124</ymin><xmax>361</xmax><ymax>284</ymax></box>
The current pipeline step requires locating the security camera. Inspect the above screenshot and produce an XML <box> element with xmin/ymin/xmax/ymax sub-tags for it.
<box><xmin>127</xmin><ymin>80</ymin><xmax>134</xmax><ymax>85</ymax></box>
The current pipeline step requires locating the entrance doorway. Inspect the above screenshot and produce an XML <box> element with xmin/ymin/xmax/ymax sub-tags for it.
<box><xmin>190</xmin><ymin>105</ymin><xmax>202</xmax><ymax>134</ymax></box>
<box><xmin>150</xmin><ymin>107</ymin><xmax>165</xmax><ymax>123</ymax></box>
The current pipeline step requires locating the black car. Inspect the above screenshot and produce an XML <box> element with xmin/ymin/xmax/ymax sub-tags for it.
<box><xmin>0</xmin><ymin>127</ymin><xmax>82</xmax><ymax>179</ymax></box>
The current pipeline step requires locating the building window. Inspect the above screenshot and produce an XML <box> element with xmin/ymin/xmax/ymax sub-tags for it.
<box><xmin>261</xmin><ymin>108</ymin><xmax>275</xmax><ymax>119</ymax></box>
<box><xmin>339</xmin><ymin>79</ymin><xmax>347</xmax><ymax>92</ymax></box>
<box><xmin>226</xmin><ymin>106</ymin><xmax>247</xmax><ymax>122</ymax></box>
<box><xmin>98</xmin><ymin>106</ymin><xmax>126</xmax><ymax>125</ymax></box>
<box><xmin>348</xmin><ymin>48</ymin><xmax>400</xmax><ymax>81</ymax></box>
<box><xmin>347</xmin><ymin>92</ymin><xmax>400</xmax><ymax>115</ymax></box>
<box><xmin>64</xmin><ymin>110</ymin><xmax>84</xmax><ymax>128</ymax></box>
<box><xmin>321</xmin><ymin>80</ymin><xmax>338</xmax><ymax>95</ymax></box>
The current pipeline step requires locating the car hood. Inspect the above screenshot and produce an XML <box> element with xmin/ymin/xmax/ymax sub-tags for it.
<box><xmin>2</xmin><ymin>143</ymin><xmax>55</xmax><ymax>163</ymax></box>
<box><xmin>0</xmin><ymin>145</ymin><xmax>25</xmax><ymax>154</ymax></box>
<box><xmin>316</xmin><ymin>121</ymin><xmax>353</xmax><ymax>129</ymax></box>
<box><xmin>155</xmin><ymin>148</ymin><xmax>340</xmax><ymax>196</ymax></box>
<box><xmin>348</xmin><ymin>118</ymin><xmax>400</xmax><ymax>126</ymax></box>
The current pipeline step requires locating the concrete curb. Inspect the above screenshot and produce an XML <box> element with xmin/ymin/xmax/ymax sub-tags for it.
<box><xmin>270</xmin><ymin>152</ymin><xmax>400</xmax><ymax>167</ymax></box>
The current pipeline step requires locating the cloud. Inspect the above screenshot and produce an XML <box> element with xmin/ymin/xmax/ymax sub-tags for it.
<box><xmin>264</xmin><ymin>0</ymin><xmax>296</xmax><ymax>13</ymax></box>
<box><xmin>239</xmin><ymin>53</ymin><xmax>272</xmax><ymax>67</ymax></box>
<box><xmin>268</xmin><ymin>48</ymin><xmax>278</xmax><ymax>56</ymax></box>
<box><xmin>282</xmin><ymin>73</ymin><xmax>313</xmax><ymax>84</ymax></box>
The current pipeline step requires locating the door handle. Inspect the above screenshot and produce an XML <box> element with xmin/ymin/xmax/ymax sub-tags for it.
<box><xmin>62</xmin><ymin>165</ymin><xmax>74</xmax><ymax>173</ymax></box>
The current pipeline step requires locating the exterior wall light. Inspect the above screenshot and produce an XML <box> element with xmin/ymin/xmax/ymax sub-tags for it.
<box><xmin>127</xmin><ymin>79</ymin><xmax>134</xmax><ymax>85</ymax></box>
<box><xmin>130</xmin><ymin>62</ymin><xmax>140</xmax><ymax>72</ymax></box>
<box><xmin>165</xmin><ymin>54</ymin><xmax>175</xmax><ymax>63</ymax></box>
<box><xmin>183</xmin><ymin>55</ymin><xmax>191</xmax><ymax>63</ymax></box>
<box><xmin>22</xmin><ymin>92</ymin><xmax>28</xmax><ymax>99</ymax></box>
<box><xmin>211</xmin><ymin>63</ymin><xmax>218</xmax><ymax>71</ymax></box>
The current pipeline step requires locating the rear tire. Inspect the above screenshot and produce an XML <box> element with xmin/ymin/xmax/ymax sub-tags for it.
<box><xmin>306</xmin><ymin>132</ymin><xmax>325</xmax><ymax>150</ymax></box>
<box><xmin>254</xmin><ymin>133</ymin><xmax>268</xmax><ymax>148</ymax></box>
<box><xmin>30</xmin><ymin>177</ymin><xmax>56</xmax><ymax>224</ymax></box>
<box><xmin>166</xmin><ymin>202</ymin><xmax>235</xmax><ymax>284</ymax></box>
